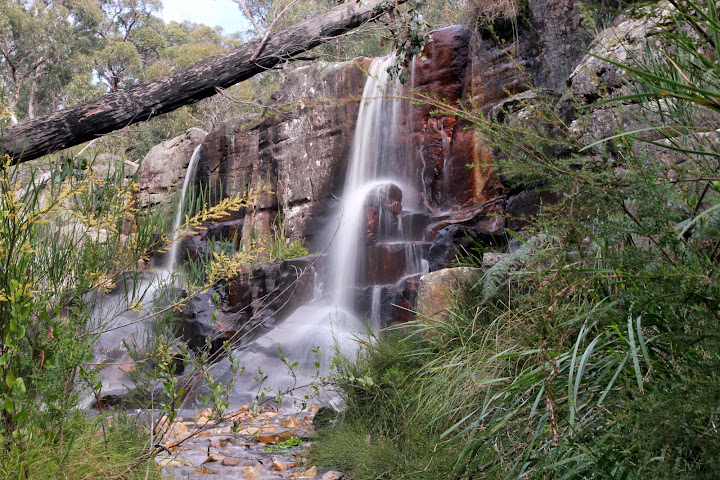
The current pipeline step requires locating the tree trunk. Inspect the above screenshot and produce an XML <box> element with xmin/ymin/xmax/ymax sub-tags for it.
<box><xmin>3</xmin><ymin>0</ymin><xmax>405</xmax><ymax>164</ymax></box>
<box><xmin>27</xmin><ymin>76</ymin><xmax>37</xmax><ymax>120</ymax></box>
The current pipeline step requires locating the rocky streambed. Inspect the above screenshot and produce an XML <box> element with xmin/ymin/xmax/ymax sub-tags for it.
<box><xmin>155</xmin><ymin>406</ymin><xmax>342</xmax><ymax>480</ymax></box>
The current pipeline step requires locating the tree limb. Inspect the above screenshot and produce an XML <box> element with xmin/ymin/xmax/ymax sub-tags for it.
<box><xmin>3</xmin><ymin>0</ymin><xmax>405</xmax><ymax>164</ymax></box>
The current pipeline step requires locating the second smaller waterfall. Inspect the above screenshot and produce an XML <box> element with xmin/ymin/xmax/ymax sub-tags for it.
<box><xmin>166</xmin><ymin>144</ymin><xmax>203</xmax><ymax>271</ymax></box>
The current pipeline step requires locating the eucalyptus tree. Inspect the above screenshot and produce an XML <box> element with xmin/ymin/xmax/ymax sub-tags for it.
<box><xmin>93</xmin><ymin>0</ymin><xmax>162</xmax><ymax>91</ymax></box>
<box><xmin>0</xmin><ymin>0</ymin><xmax>103</xmax><ymax>123</ymax></box>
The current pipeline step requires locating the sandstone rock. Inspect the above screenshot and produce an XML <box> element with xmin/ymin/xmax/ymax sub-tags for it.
<box><xmin>417</xmin><ymin>267</ymin><xmax>482</xmax><ymax>324</ymax></box>
<box><xmin>243</xmin><ymin>466</ymin><xmax>260</xmax><ymax>477</ymax></box>
<box><xmin>202</xmin><ymin>454</ymin><xmax>222</xmax><ymax>464</ymax></box>
<box><xmin>427</xmin><ymin>225</ymin><xmax>506</xmax><ymax>271</ymax></box>
<box><xmin>210</xmin><ymin>437</ymin><xmax>233</xmax><ymax>448</ymax></box>
<box><xmin>192</xmin><ymin>466</ymin><xmax>217</xmax><ymax>475</ymax></box>
<box><xmin>197</xmin><ymin>114</ymin><xmax>260</xmax><ymax>203</ymax></box>
<box><xmin>299</xmin><ymin>465</ymin><xmax>318</xmax><ymax>477</ymax></box>
<box><xmin>221</xmin><ymin>457</ymin><xmax>240</xmax><ymax>466</ymax></box>
<box><xmin>505</xmin><ymin>190</ymin><xmax>563</xmax><ymax>232</ymax></box>
<box><xmin>322</xmin><ymin>471</ymin><xmax>344</xmax><ymax>480</ymax></box>
<box><xmin>256</xmin><ymin>430</ymin><xmax>295</xmax><ymax>444</ymax></box>
<box><xmin>566</xmin><ymin>13</ymin><xmax>669</xmax><ymax>156</ymax></box>
<box><xmin>282</xmin><ymin>416</ymin><xmax>303</xmax><ymax>428</ymax></box>
<box><xmin>198</xmin><ymin>60</ymin><xmax>371</xmax><ymax>252</ymax></box>
<box><xmin>414</xmin><ymin>26</ymin><xmax>492</xmax><ymax>208</ymax></box>
<box><xmin>194</xmin><ymin>408</ymin><xmax>212</xmax><ymax>421</ymax></box>
<box><xmin>273</xmin><ymin>459</ymin><xmax>289</xmax><ymax>471</ymax></box>
<box><xmin>167</xmin><ymin>421</ymin><xmax>189</xmax><ymax>438</ymax></box>
<box><xmin>156</xmin><ymin>457</ymin><xmax>185</xmax><ymax>468</ymax></box>
<box><xmin>224</xmin><ymin>255</ymin><xmax>323</xmax><ymax>329</ymax></box>
<box><xmin>138</xmin><ymin>127</ymin><xmax>207</xmax><ymax>208</ymax></box>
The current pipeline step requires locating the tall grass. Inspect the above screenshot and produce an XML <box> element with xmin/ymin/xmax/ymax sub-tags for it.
<box><xmin>315</xmin><ymin>0</ymin><xmax>720</xmax><ymax>478</ymax></box>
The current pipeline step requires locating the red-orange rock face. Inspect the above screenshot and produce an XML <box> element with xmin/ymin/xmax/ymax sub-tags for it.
<box><xmin>411</xmin><ymin>25</ymin><xmax>505</xmax><ymax>211</ymax></box>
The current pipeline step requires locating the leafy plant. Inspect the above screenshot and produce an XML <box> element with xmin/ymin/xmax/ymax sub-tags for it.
<box><xmin>316</xmin><ymin>0</ymin><xmax>720</xmax><ymax>478</ymax></box>
<box><xmin>264</xmin><ymin>435</ymin><xmax>302</xmax><ymax>452</ymax></box>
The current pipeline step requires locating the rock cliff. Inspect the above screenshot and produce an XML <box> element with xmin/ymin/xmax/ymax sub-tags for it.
<box><xmin>135</xmin><ymin>0</ymin><xmax>652</xmax><ymax>339</ymax></box>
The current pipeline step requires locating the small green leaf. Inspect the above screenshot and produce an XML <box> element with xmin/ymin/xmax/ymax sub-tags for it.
<box><xmin>5</xmin><ymin>371</ymin><xmax>16</xmax><ymax>388</ymax></box>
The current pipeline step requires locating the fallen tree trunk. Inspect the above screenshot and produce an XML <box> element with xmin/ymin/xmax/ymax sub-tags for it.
<box><xmin>3</xmin><ymin>0</ymin><xmax>405</xmax><ymax>164</ymax></box>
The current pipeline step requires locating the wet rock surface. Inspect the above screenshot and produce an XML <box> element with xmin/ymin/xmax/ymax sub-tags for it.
<box><xmin>198</xmin><ymin>59</ymin><xmax>371</xmax><ymax>253</ymax></box>
<box><xmin>157</xmin><ymin>406</ymin><xmax>345</xmax><ymax>480</ymax></box>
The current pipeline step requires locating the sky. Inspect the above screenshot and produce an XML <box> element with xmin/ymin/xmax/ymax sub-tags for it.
<box><xmin>159</xmin><ymin>0</ymin><xmax>249</xmax><ymax>35</ymax></box>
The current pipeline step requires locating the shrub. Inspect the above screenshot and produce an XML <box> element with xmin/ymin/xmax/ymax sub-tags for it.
<box><xmin>316</xmin><ymin>0</ymin><xmax>720</xmax><ymax>478</ymax></box>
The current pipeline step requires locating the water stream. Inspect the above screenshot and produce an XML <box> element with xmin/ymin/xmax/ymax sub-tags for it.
<box><xmin>92</xmin><ymin>55</ymin><xmax>429</xmax><ymax>410</ymax></box>
<box><xmin>88</xmin><ymin>146</ymin><xmax>203</xmax><ymax>404</ymax></box>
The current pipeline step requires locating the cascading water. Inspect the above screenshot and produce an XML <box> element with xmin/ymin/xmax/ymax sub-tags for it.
<box><xmin>88</xmin><ymin>146</ymin><xmax>203</xmax><ymax>404</ymax></box>
<box><xmin>331</xmin><ymin>55</ymin><xmax>408</xmax><ymax>308</ymax></box>
<box><xmin>330</xmin><ymin>54</ymin><xmax>428</xmax><ymax>312</ymax></box>
<box><xmin>166</xmin><ymin>145</ymin><xmax>202</xmax><ymax>271</ymax></box>
<box><xmin>204</xmin><ymin>54</ymin><xmax>429</xmax><ymax>407</ymax></box>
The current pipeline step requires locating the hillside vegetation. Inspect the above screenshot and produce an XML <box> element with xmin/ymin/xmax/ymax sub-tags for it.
<box><xmin>313</xmin><ymin>0</ymin><xmax>720</xmax><ymax>478</ymax></box>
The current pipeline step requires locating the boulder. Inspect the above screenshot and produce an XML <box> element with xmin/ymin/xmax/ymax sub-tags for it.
<box><xmin>224</xmin><ymin>255</ymin><xmax>324</xmax><ymax>333</ymax></box>
<box><xmin>505</xmin><ymin>189</ymin><xmax>563</xmax><ymax>232</ymax></box>
<box><xmin>566</xmin><ymin>14</ymin><xmax>667</xmax><ymax>156</ymax></box>
<box><xmin>417</xmin><ymin>267</ymin><xmax>482</xmax><ymax>324</ymax></box>
<box><xmin>138</xmin><ymin>127</ymin><xmax>207</xmax><ymax>207</ymax></box>
<box><xmin>427</xmin><ymin>224</ymin><xmax>506</xmax><ymax>271</ymax></box>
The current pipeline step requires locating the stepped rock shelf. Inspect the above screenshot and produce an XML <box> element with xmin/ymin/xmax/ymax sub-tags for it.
<box><xmin>139</xmin><ymin>25</ymin><xmax>516</xmax><ymax>348</ymax></box>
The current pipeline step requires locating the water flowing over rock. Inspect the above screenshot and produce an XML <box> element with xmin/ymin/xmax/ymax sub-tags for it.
<box><xmin>126</xmin><ymin>7</ymin><xmax>624</xmax><ymax>415</ymax></box>
<box><xmin>198</xmin><ymin>59</ymin><xmax>372</xmax><ymax>252</ymax></box>
<box><xmin>138</xmin><ymin>127</ymin><xmax>207</xmax><ymax>208</ymax></box>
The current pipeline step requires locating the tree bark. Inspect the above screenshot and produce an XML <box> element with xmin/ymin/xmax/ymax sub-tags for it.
<box><xmin>3</xmin><ymin>0</ymin><xmax>405</xmax><ymax>164</ymax></box>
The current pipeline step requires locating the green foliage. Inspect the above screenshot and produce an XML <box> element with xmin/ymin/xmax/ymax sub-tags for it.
<box><xmin>258</xmin><ymin>214</ymin><xmax>311</xmax><ymax>263</ymax></box>
<box><xmin>313</xmin><ymin>332</ymin><xmax>460</xmax><ymax>479</ymax></box>
<box><xmin>0</xmin><ymin>411</ymin><xmax>158</xmax><ymax>480</ymax></box>
<box><xmin>264</xmin><ymin>435</ymin><xmax>302</xmax><ymax>451</ymax></box>
<box><xmin>0</xmin><ymin>145</ymin><xmax>168</xmax><ymax>477</ymax></box>
<box><xmin>317</xmin><ymin>0</ymin><xmax>720</xmax><ymax>478</ymax></box>
<box><xmin>0</xmin><ymin>0</ymin><xmax>102</xmax><ymax>122</ymax></box>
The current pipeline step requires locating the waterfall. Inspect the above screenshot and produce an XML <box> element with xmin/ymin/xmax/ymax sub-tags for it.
<box><xmin>200</xmin><ymin>55</ymin><xmax>422</xmax><ymax>407</ymax></box>
<box><xmin>87</xmin><ymin>145</ymin><xmax>202</xmax><ymax>406</ymax></box>
<box><xmin>331</xmin><ymin>55</ymin><xmax>404</xmax><ymax>308</ymax></box>
<box><xmin>330</xmin><ymin>54</ymin><xmax>426</xmax><ymax>311</ymax></box>
<box><xmin>166</xmin><ymin>144</ymin><xmax>202</xmax><ymax>271</ymax></box>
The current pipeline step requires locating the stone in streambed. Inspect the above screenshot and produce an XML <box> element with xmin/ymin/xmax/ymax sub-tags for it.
<box><xmin>221</xmin><ymin>457</ymin><xmax>240</xmax><ymax>466</ymax></box>
<box><xmin>299</xmin><ymin>465</ymin><xmax>318</xmax><ymax>477</ymax></box>
<box><xmin>256</xmin><ymin>429</ymin><xmax>296</xmax><ymax>444</ymax></box>
<box><xmin>282</xmin><ymin>416</ymin><xmax>303</xmax><ymax>428</ymax></box>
